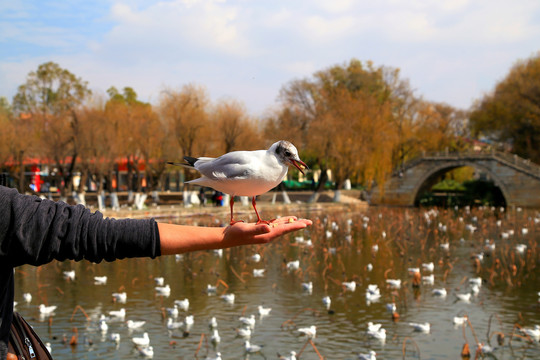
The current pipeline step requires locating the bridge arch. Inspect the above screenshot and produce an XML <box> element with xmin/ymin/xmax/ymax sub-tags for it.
<box><xmin>370</xmin><ymin>151</ymin><xmax>540</xmax><ymax>208</ymax></box>
<box><xmin>411</xmin><ymin>160</ymin><xmax>510</xmax><ymax>206</ymax></box>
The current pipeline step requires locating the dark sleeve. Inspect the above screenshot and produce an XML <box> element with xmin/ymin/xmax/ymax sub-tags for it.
<box><xmin>0</xmin><ymin>186</ymin><xmax>161</xmax><ymax>267</ymax></box>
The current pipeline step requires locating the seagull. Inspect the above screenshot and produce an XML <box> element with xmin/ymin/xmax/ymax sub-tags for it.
<box><xmin>206</xmin><ymin>352</ymin><xmax>222</xmax><ymax>360</ymax></box>
<box><xmin>184</xmin><ymin>315</ymin><xmax>194</xmax><ymax>327</ymax></box>
<box><xmin>297</xmin><ymin>325</ymin><xmax>317</xmax><ymax>339</ymax></box>
<box><xmin>342</xmin><ymin>281</ymin><xmax>357</xmax><ymax>292</ymax></box>
<box><xmin>456</xmin><ymin>293</ymin><xmax>472</xmax><ymax>302</ymax></box>
<box><xmin>98</xmin><ymin>315</ymin><xmax>108</xmax><ymax>333</ymax></box>
<box><xmin>258</xmin><ymin>305</ymin><xmax>272</xmax><ymax>317</ymax></box>
<box><xmin>94</xmin><ymin>276</ymin><xmax>107</xmax><ymax>285</ymax></box>
<box><xmin>367</xmin><ymin>322</ymin><xmax>382</xmax><ymax>333</ymax></box>
<box><xmin>112</xmin><ymin>292</ymin><xmax>127</xmax><ymax>303</ymax></box>
<box><xmin>109</xmin><ymin>308</ymin><xmax>126</xmax><ymax>318</ymax></box>
<box><xmin>221</xmin><ymin>293</ymin><xmax>235</xmax><ymax>304</ymax></box>
<box><xmin>210</xmin><ymin>328</ymin><xmax>221</xmax><ymax>345</ymax></box>
<box><xmin>171</xmin><ymin>140</ymin><xmax>307</xmax><ymax>224</ymax></box>
<box><xmin>322</xmin><ymin>296</ymin><xmax>331</xmax><ymax>309</ymax></box>
<box><xmin>244</xmin><ymin>340</ymin><xmax>263</xmax><ymax>354</ymax></box>
<box><xmin>422</xmin><ymin>274</ymin><xmax>435</xmax><ymax>285</ymax></box>
<box><xmin>386</xmin><ymin>279</ymin><xmax>401</xmax><ymax>289</ymax></box>
<box><xmin>358</xmin><ymin>350</ymin><xmax>377</xmax><ymax>360</ymax></box>
<box><xmin>209</xmin><ymin>316</ymin><xmax>218</xmax><ymax>329</ymax></box>
<box><xmin>154</xmin><ymin>277</ymin><xmax>165</xmax><ymax>286</ymax></box>
<box><xmin>174</xmin><ymin>298</ymin><xmax>190</xmax><ymax>312</ymax></box>
<box><xmin>253</xmin><ymin>269</ymin><xmax>266</xmax><ymax>277</ymax></box>
<box><xmin>301</xmin><ymin>281</ymin><xmax>313</xmax><ymax>293</ymax></box>
<box><xmin>166</xmin><ymin>304</ymin><xmax>179</xmax><ymax>318</ymax></box>
<box><xmin>453</xmin><ymin>315</ymin><xmax>468</xmax><ymax>326</ymax></box>
<box><xmin>109</xmin><ymin>333</ymin><xmax>121</xmax><ymax>344</ymax></box>
<box><xmin>432</xmin><ymin>288</ymin><xmax>447</xmax><ymax>297</ymax></box>
<box><xmin>166</xmin><ymin>317</ymin><xmax>184</xmax><ymax>330</ymax></box>
<box><xmin>137</xmin><ymin>345</ymin><xmax>154</xmax><ymax>358</ymax></box>
<box><xmin>286</xmin><ymin>260</ymin><xmax>300</xmax><ymax>271</ymax></box>
<box><xmin>422</xmin><ymin>262</ymin><xmax>435</xmax><ymax>272</ymax></box>
<box><xmin>155</xmin><ymin>284</ymin><xmax>171</xmax><ymax>296</ymax></box>
<box><xmin>367</xmin><ymin>328</ymin><xmax>386</xmax><ymax>342</ymax></box>
<box><xmin>23</xmin><ymin>293</ymin><xmax>32</xmax><ymax>303</ymax></box>
<box><xmin>63</xmin><ymin>270</ymin><xmax>75</xmax><ymax>281</ymax></box>
<box><xmin>239</xmin><ymin>314</ymin><xmax>256</xmax><ymax>329</ymax></box>
<box><xmin>409</xmin><ymin>322</ymin><xmax>431</xmax><ymax>333</ymax></box>
<box><xmin>132</xmin><ymin>332</ymin><xmax>150</xmax><ymax>346</ymax></box>
<box><xmin>278</xmin><ymin>351</ymin><xmax>297</xmax><ymax>360</ymax></box>
<box><xmin>235</xmin><ymin>326</ymin><xmax>251</xmax><ymax>339</ymax></box>
<box><xmin>39</xmin><ymin>304</ymin><xmax>57</xmax><ymax>315</ymax></box>
<box><xmin>126</xmin><ymin>320</ymin><xmax>146</xmax><ymax>329</ymax></box>
<box><xmin>386</xmin><ymin>303</ymin><xmax>397</xmax><ymax>313</ymax></box>
<box><xmin>520</xmin><ymin>325</ymin><xmax>540</xmax><ymax>341</ymax></box>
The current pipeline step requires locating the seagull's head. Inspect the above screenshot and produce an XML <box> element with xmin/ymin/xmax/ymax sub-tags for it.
<box><xmin>272</xmin><ymin>140</ymin><xmax>308</xmax><ymax>174</ymax></box>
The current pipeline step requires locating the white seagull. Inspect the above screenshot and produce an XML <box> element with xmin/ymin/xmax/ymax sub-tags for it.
<box><xmin>112</xmin><ymin>292</ymin><xmax>127</xmax><ymax>303</ymax></box>
<box><xmin>155</xmin><ymin>284</ymin><xmax>171</xmax><ymax>296</ymax></box>
<box><xmin>239</xmin><ymin>314</ymin><xmax>256</xmax><ymax>329</ymax></box>
<box><xmin>94</xmin><ymin>276</ymin><xmax>107</xmax><ymax>285</ymax></box>
<box><xmin>258</xmin><ymin>305</ymin><xmax>272</xmax><ymax>317</ymax></box>
<box><xmin>171</xmin><ymin>140</ymin><xmax>307</xmax><ymax>224</ymax></box>
<box><xmin>131</xmin><ymin>332</ymin><xmax>150</xmax><ymax>346</ymax></box>
<box><xmin>174</xmin><ymin>298</ymin><xmax>190</xmax><ymax>312</ymax></box>
<box><xmin>126</xmin><ymin>320</ymin><xmax>146</xmax><ymax>329</ymax></box>
<box><xmin>358</xmin><ymin>350</ymin><xmax>377</xmax><ymax>360</ymax></box>
<box><xmin>409</xmin><ymin>322</ymin><xmax>431</xmax><ymax>333</ymax></box>
<box><xmin>137</xmin><ymin>345</ymin><xmax>154</xmax><ymax>358</ymax></box>
<box><xmin>297</xmin><ymin>325</ymin><xmax>317</xmax><ymax>339</ymax></box>
<box><xmin>39</xmin><ymin>304</ymin><xmax>57</xmax><ymax>315</ymax></box>
<box><xmin>63</xmin><ymin>270</ymin><xmax>75</xmax><ymax>281</ymax></box>
<box><xmin>322</xmin><ymin>296</ymin><xmax>331</xmax><ymax>309</ymax></box>
<box><xmin>109</xmin><ymin>308</ymin><xmax>126</xmax><ymax>318</ymax></box>
<box><xmin>23</xmin><ymin>293</ymin><xmax>32</xmax><ymax>303</ymax></box>
<box><xmin>166</xmin><ymin>317</ymin><xmax>183</xmax><ymax>330</ymax></box>
<box><xmin>342</xmin><ymin>281</ymin><xmax>357</xmax><ymax>292</ymax></box>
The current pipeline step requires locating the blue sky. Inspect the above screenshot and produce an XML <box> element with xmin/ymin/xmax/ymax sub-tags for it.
<box><xmin>1</xmin><ymin>0</ymin><xmax>539</xmax><ymax>116</ymax></box>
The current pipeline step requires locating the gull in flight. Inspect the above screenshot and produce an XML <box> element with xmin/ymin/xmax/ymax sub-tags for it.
<box><xmin>170</xmin><ymin>140</ymin><xmax>307</xmax><ymax>224</ymax></box>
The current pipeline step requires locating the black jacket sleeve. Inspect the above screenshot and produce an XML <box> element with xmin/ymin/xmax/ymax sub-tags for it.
<box><xmin>0</xmin><ymin>186</ymin><xmax>161</xmax><ymax>267</ymax></box>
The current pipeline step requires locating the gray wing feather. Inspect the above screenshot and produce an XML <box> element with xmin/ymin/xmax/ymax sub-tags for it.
<box><xmin>195</xmin><ymin>151</ymin><xmax>255</xmax><ymax>179</ymax></box>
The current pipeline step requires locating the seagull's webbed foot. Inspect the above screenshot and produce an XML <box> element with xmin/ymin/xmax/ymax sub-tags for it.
<box><xmin>230</xmin><ymin>219</ymin><xmax>245</xmax><ymax>225</ymax></box>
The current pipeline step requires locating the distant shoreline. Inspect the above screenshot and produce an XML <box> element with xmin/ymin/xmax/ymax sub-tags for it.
<box><xmin>97</xmin><ymin>190</ymin><xmax>368</xmax><ymax>220</ymax></box>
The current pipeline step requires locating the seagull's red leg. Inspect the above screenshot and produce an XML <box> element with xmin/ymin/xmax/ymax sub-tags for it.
<box><xmin>229</xmin><ymin>196</ymin><xmax>244</xmax><ymax>225</ymax></box>
<box><xmin>252</xmin><ymin>197</ymin><xmax>270</xmax><ymax>225</ymax></box>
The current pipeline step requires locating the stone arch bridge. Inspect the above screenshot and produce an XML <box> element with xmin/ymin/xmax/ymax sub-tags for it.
<box><xmin>370</xmin><ymin>150</ymin><xmax>540</xmax><ymax>208</ymax></box>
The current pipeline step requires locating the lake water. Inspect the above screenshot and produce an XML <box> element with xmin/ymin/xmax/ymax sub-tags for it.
<box><xmin>13</xmin><ymin>205</ymin><xmax>540</xmax><ymax>359</ymax></box>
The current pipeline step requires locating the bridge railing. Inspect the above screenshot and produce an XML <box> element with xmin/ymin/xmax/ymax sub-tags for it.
<box><xmin>398</xmin><ymin>149</ymin><xmax>540</xmax><ymax>178</ymax></box>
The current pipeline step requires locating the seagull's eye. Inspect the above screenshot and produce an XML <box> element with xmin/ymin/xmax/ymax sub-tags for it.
<box><xmin>284</xmin><ymin>150</ymin><xmax>292</xmax><ymax>157</ymax></box>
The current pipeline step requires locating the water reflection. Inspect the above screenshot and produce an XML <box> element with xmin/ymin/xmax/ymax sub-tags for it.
<box><xmin>14</xmin><ymin>206</ymin><xmax>540</xmax><ymax>359</ymax></box>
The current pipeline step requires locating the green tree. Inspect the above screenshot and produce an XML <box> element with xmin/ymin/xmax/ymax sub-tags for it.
<box><xmin>470</xmin><ymin>52</ymin><xmax>540</xmax><ymax>162</ymax></box>
<box><xmin>12</xmin><ymin>62</ymin><xmax>91</xmax><ymax>197</ymax></box>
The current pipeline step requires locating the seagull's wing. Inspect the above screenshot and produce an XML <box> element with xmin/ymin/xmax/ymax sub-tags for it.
<box><xmin>195</xmin><ymin>151</ymin><xmax>263</xmax><ymax>180</ymax></box>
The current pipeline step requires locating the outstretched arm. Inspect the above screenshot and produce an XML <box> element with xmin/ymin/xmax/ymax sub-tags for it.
<box><xmin>159</xmin><ymin>216</ymin><xmax>312</xmax><ymax>255</ymax></box>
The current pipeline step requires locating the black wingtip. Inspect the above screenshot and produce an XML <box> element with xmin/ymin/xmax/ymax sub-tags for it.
<box><xmin>183</xmin><ymin>156</ymin><xmax>199</xmax><ymax>167</ymax></box>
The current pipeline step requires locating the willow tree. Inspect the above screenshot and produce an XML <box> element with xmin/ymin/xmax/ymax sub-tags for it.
<box><xmin>12</xmin><ymin>62</ymin><xmax>91</xmax><ymax>197</ymax></box>
<box><xmin>470</xmin><ymin>52</ymin><xmax>540</xmax><ymax>162</ymax></box>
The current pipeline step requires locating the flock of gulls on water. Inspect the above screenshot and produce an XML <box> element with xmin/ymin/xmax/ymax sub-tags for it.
<box><xmin>14</xmin><ymin>205</ymin><xmax>540</xmax><ymax>359</ymax></box>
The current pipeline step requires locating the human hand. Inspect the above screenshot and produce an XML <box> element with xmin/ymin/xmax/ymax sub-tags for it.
<box><xmin>222</xmin><ymin>216</ymin><xmax>312</xmax><ymax>247</ymax></box>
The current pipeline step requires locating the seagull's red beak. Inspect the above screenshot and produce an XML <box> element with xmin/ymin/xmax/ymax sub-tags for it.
<box><xmin>291</xmin><ymin>159</ymin><xmax>308</xmax><ymax>175</ymax></box>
